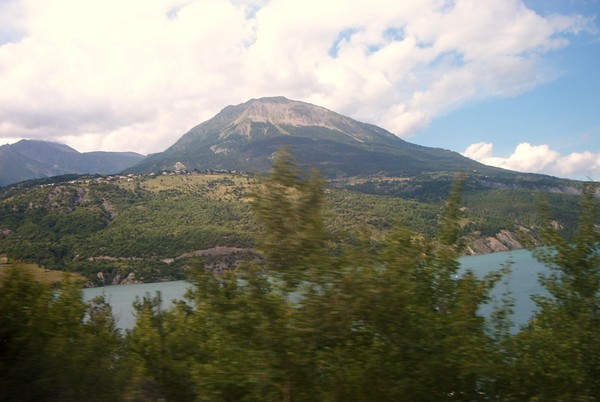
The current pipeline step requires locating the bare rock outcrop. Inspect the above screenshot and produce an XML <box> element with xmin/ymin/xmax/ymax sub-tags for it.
<box><xmin>465</xmin><ymin>230</ymin><xmax>529</xmax><ymax>255</ymax></box>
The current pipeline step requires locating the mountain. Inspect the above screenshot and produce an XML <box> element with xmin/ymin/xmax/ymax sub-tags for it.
<box><xmin>0</xmin><ymin>140</ymin><xmax>145</xmax><ymax>186</ymax></box>
<box><xmin>127</xmin><ymin>96</ymin><xmax>505</xmax><ymax>177</ymax></box>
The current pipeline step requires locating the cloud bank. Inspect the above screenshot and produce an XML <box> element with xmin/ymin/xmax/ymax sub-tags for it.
<box><xmin>0</xmin><ymin>0</ymin><xmax>592</xmax><ymax>166</ymax></box>
<box><xmin>464</xmin><ymin>142</ymin><xmax>600</xmax><ymax>181</ymax></box>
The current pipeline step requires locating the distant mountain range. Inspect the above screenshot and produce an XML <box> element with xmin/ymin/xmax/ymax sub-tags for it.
<box><xmin>0</xmin><ymin>140</ymin><xmax>145</xmax><ymax>187</ymax></box>
<box><xmin>1</xmin><ymin>97</ymin><xmax>568</xmax><ymax>187</ymax></box>
<box><xmin>127</xmin><ymin>96</ymin><xmax>507</xmax><ymax>177</ymax></box>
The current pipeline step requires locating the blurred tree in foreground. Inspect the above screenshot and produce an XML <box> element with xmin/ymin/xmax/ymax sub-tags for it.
<box><xmin>0</xmin><ymin>269</ymin><xmax>128</xmax><ymax>402</ymax></box>
<box><xmin>127</xmin><ymin>150</ymin><xmax>510</xmax><ymax>401</ymax></box>
<box><xmin>1</xmin><ymin>151</ymin><xmax>597</xmax><ymax>401</ymax></box>
<box><xmin>508</xmin><ymin>183</ymin><xmax>599</xmax><ymax>401</ymax></box>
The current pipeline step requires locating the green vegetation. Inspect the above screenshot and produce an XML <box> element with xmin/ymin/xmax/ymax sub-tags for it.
<box><xmin>0</xmin><ymin>162</ymin><xmax>590</xmax><ymax>286</ymax></box>
<box><xmin>0</xmin><ymin>268</ymin><xmax>128</xmax><ymax>401</ymax></box>
<box><xmin>0</xmin><ymin>175</ymin><xmax>257</xmax><ymax>284</ymax></box>
<box><xmin>1</xmin><ymin>151</ymin><xmax>597</xmax><ymax>401</ymax></box>
<box><xmin>0</xmin><ymin>262</ymin><xmax>84</xmax><ymax>284</ymax></box>
<box><xmin>460</xmin><ymin>189</ymin><xmax>583</xmax><ymax>237</ymax></box>
<box><xmin>507</xmin><ymin>185</ymin><xmax>600</xmax><ymax>401</ymax></box>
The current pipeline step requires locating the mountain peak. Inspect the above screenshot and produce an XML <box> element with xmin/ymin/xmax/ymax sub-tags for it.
<box><xmin>247</xmin><ymin>96</ymin><xmax>292</xmax><ymax>104</ymax></box>
<box><xmin>236</xmin><ymin>97</ymin><xmax>338</xmax><ymax>131</ymax></box>
<box><xmin>216</xmin><ymin>96</ymin><xmax>391</xmax><ymax>145</ymax></box>
<box><xmin>129</xmin><ymin>96</ymin><xmax>495</xmax><ymax>177</ymax></box>
<box><xmin>15</xmin><ymin>139</ymin><xmax>80</xmax><ymax>155</ymax></box>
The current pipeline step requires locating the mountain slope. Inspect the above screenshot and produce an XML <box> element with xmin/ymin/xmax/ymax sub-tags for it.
<box><xmin>128</xmin><ymin>97</ymin><xmax>501</xmax><ymax>177</ymax></box>
<box><xmin>0</xmin><ymin>140</ymin><xmax>145</xmax><ymax>186</ymax></box>
<box><xmin>0</xmin><ymin>170</ymin><xmax>586</xmax><ymax>285</ymax></box>
<box><xmin>0</xmin><ymin>144</ymin><xmax>54</xmax><ymax>186</ymax></box>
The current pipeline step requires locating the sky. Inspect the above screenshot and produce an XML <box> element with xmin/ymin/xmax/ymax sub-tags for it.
<box><xmin>0</xmin><ymin>0</ymin><xmax>598</xmax><ymax>180</ymax></box>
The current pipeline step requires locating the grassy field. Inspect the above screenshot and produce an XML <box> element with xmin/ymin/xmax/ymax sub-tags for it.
<box><xmin>0</xmin><ymin>262</ymin><xmax>85</xmax><ymax>285</ymax></box>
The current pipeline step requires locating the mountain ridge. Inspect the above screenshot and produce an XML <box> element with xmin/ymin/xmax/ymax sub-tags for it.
<box><xmin>0</xmin><ymin>140</ymin><xmax>145</xmax><ymax>186</ymax></box>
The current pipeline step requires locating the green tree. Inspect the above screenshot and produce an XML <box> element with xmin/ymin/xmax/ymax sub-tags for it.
<box><xmin>127</xmin><ymin>154</ymin><xmax>510</xmax><ymax>401</ymax></box>
<box><xmin>251</xmin><ymin>148</ymin><xmax>327</xmax><ymax>289</ymax></box>
<box><xmin>305</xmin><ymin>176</ymin><xmax>507</xmax><ymax>401</ymax></box>
<box><xmin>510</xmin><ymin>183</ymin><xmax>600</xmax><ymax>401</ymax></box>
<box><xmin>0</xmin><ymin>268</ymin><xmax>128</xmax><ymax>401</ymax></box>
<box><xmin>127</xmin><ymin>264</ymin><xmax>313</xmax><ymax>402</ymax></box>
<box><xmin>127</xmin><ymin>151</ymin><xmax>331</xmax><ymax>401</ymax></box>
<box><xmin>127</xmin><ymin>292</ymin><xmax>196</xmax><ymax>402</ymax></box>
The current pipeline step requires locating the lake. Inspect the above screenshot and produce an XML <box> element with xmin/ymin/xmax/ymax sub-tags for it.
<box><xmin>83</xmin><ymin>249</ymin><xmax>550</xmax><ymax>331</ymax></box>
<box><xmin>459</xmin><ymin>248</ymin><xmax>549</xmax><ymax>331</ymax></box>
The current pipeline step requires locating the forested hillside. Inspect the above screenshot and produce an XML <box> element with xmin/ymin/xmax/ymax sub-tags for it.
<box><xmin>0</xmin><ymin>165</ymin><xmax>590</xmax><ymax>286</ymax></box>
<box><xmin>1</xmin><ymin>152</ymin><xmax>598</xmax><ymax>401</ymax></box>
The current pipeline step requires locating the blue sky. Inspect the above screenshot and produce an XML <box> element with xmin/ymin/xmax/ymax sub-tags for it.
<box><xmin>0</xmin><ymin>0</ymin><xmax>598</xmax><ymax>179</ymax></box>
<box><xmin>419</xmin><ymin>30</ymin><xmax>600</xmax><ymax>155</ymax></box>
<box><xmin>418</xmin><ymin>0</ymin><xmax>600</xmax><ymax>179</ymax></box>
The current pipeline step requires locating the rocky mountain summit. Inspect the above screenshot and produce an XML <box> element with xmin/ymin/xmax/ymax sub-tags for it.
<box><xmin>216</xmin><ymin>96</ymin><xmax>397</xmax><ymax>143</ymax></box>
<box><xmin>128</xmin><ymin>96</ymin><xmax>498</xmax><ymax>177</ymax></box>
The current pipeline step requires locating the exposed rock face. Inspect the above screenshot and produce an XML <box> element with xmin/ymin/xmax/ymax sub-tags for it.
<box><xmin>496</xmin><ymin>229</ymin><xmax>524</xmax><ymax>249</ymax></box>
<box><xmin>102</xmin><ymin>198</ymin><xmax>117</xmax><ymax>219</ymax></box>
<box><xmin>110</xmin><ymin>273</ymin><xmax>121</xmax><ymax>286</ymax></box>
<box><xmin>221</xmin><ymin>97</ymin><xmax>388</xmax><ymax>143</ymax></box>
<box><xmin>468</xmin><ymin>238</ymin><xmax>510</xmax><ymax>255</ymax></box>
<box><xmin>108</xmin><ymin>271</ymin><xmax>141</xmax><ymax>285</ymax></box>
<box><xmin>120</xmin><ymin>272</ymin><xmax>138</xmax><ymax>285</ymax></box>
<box><xmin>465</xmin><ymin>229</ymin><xmax>532</xmax><ymax>255</ymax></box>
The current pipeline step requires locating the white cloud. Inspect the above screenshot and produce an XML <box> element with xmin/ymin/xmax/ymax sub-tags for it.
<box><xmin>463</xmin><ymin>142</ymin><xmax>600</xmax><ymax>180</ymax></box>
<box><xmin>0</xmin><ymin>0</ymin><xmax>593</xmax><ymax>154</ymax></box>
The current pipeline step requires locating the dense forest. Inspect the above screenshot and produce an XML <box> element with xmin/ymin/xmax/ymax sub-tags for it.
<box><xmin>1</xmin><ymin>151</ymin><xmax>598</xmax><ymax>401</ymax></box>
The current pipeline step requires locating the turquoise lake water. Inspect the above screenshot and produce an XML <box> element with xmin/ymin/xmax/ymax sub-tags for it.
<box><xmin>458</xmin><ymin>249</ymin><xmax>549</xmax><ymax>331</ymax></box>
<box><xmin>83</xmin><ymin>249</ymin><xmax>550</xmax><ymax>331</ymax></box>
